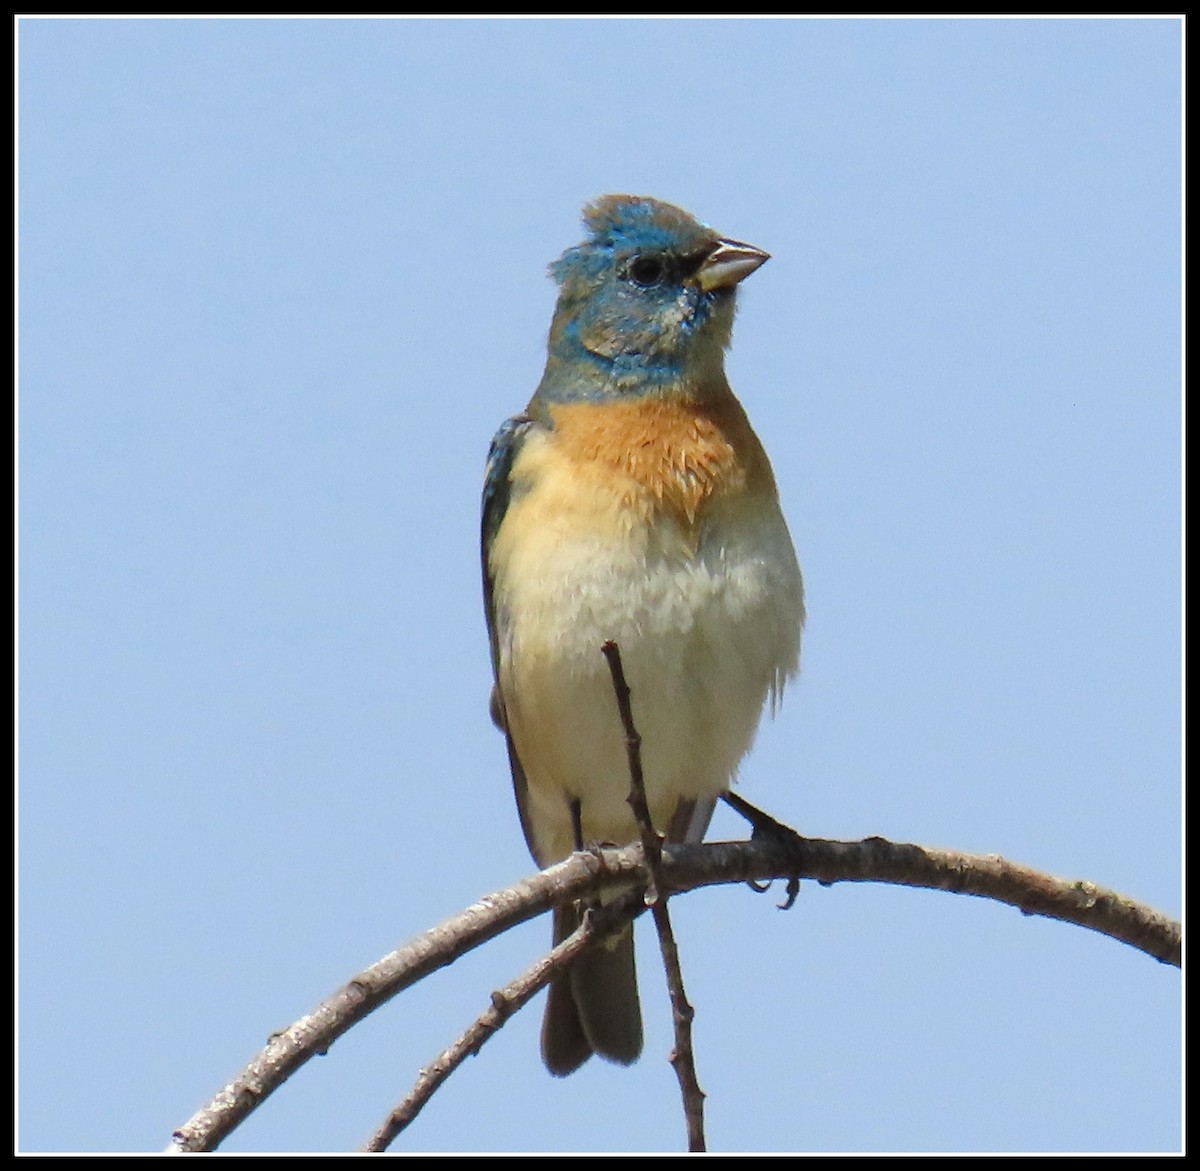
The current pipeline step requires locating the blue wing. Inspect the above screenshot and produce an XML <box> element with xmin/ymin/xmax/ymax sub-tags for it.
<box><xmin>481</xmin><ymin>413</ymin><xmax>535</xmax><ymax>679</ymax></box>
<box><xmin>481</xmin><ymin>413</ymin><xmax>541</xmax><ymax>857</ymax></box>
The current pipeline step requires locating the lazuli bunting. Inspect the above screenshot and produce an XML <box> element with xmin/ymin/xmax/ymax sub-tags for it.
<box><xmin>482</xmin><ymin>195</ymin><xmax>804</xmax><ymax>1076</ymax></box>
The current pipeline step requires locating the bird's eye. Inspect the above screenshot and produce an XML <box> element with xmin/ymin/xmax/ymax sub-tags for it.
<box><xmin>627</xmin><ymin>255</ymin><xmax>667</xmax><ymax>288</ymax></box>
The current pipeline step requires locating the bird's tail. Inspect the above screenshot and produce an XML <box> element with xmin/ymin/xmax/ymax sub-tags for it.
<box><xmin>541</xmin><ymin>903</ymin><xmax>643</xmax><ymax>1077</ymax></box>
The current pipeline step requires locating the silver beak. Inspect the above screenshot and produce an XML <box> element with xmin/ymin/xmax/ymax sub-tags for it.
<box><xmin>695</xmin><ymin>237</ymin><xmax>770</xmax><ymax>291</ymax></box>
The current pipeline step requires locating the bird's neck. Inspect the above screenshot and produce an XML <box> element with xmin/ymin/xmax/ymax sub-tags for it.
<box><xmin>534</xmin><ymin>332</ymin><xmax>730</xmax><ymax>407</ymax></box>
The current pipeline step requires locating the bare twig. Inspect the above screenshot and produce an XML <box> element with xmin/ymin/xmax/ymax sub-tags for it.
<box><xmin>360</xmin><ymin>889</ymin><xmax>645</xmax><ymax>1153</ymax></box>
<box><xmin>601</xmin><ymin>640</ymin><xmax>707</xmax><ymax>1153</ymax></box>
<box><xmin>600</xmin><ymin>641</ymin><xmax>662</xmax><ymax>877</ymax></box>
<box><xmin>646</xmin><ymin>897</ymin><xmax>705</xmax><ymax>1153</ymax></box>
<box><xmin>167</xmin><ymin>833</ymin><xmax>1179</xmax><ymax>1152</ymax></box>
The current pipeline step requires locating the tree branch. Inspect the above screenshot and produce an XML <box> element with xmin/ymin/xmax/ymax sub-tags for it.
<box><xmin>165</xmin><ymin>853</ymin><xmax>631</xmax><ymax>1154</ymax></box>
<box><xmin>662</xmin><ymin>834</ymin><xmax>1181</xmax><ymax>967</ymax></box>
<box><xmin>167</xmin><ymin>833</ymin><xmax>1179</xmax><ymax>1152</ymax></box>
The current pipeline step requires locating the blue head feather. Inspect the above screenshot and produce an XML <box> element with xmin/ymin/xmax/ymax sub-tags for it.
<box><xmin>534</xmin><ymin>196</ymin><xmax>750</xmax><ymax>404</ymax></box>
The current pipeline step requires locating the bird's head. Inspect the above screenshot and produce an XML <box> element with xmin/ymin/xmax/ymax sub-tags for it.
<box><xmin>535</xmin><ymin>195</ymin><xmax>768</xmax><ymax>402</ymax></box>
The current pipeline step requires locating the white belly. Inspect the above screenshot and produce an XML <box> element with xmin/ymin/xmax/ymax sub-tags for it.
<box><xmin>494</xmin><ymin>497</ymin><xmax>804</xmax><ymax>864</ymax></box>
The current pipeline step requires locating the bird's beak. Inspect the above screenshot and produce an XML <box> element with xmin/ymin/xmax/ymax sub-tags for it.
<box><xmin>695</xmin><ymin>238</ymin><xmax>770</xmax><ymax>291</ymax></box>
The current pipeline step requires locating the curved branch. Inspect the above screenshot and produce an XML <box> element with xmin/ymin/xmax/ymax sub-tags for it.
<box><xmin>663</xmin><ymin>835</ymin><xmax>1181</xmax><ymax>967</ymax></box>
<box><xmin>167</xmin><ymin>834</ymin><xmax>1179</xmax><ymax>1152</ymax></box>
<box><xmin>165</xmin><ymin>855</ymin><xmax>618</xmax><ymax>1154</ymax></box>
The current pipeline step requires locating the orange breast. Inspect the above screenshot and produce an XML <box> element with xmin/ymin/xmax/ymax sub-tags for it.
<box><xmin>545</xmin><ymin>393</ymin><xmax>777</xmax><ymax>529</ymax></box>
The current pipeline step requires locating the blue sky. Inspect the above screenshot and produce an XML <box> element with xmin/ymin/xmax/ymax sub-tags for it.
<box><xmin>18</xmin><ymin>16</ymin><xmax>1181</xmax><ymax>1154</ymax></box>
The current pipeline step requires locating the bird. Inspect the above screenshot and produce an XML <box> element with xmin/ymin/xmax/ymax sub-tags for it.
<box><xmin>481</xmin><ymin>195</ymin><xmax>804</xmax><ymax>1076</ymax></box>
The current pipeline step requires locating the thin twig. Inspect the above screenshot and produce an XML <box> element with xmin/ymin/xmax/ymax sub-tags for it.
<box><xmin>601</xmin><ymin>640</ymin><xmax>707</xmax><ymax>1153</ymax></box>
<box><xmin>647</xmin><ymin>896</ymin><xmax>705</xmax><ymax>1152</ymax></box>
<box><xmin>361</xmin><ymin>889</ymin><xmax>645</xmax><ymax>1153</ymax></box>
<box><xmin>600</xmin><ymin>641</ymin><xmax>662</xmax><ymax>881</ymax></box>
